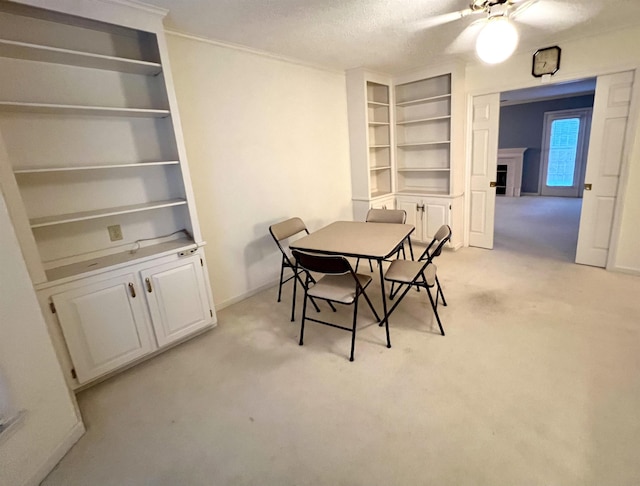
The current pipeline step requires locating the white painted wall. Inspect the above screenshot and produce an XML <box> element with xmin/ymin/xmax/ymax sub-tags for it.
<box><xmin>465</xmin><ymin>25</ymin><xmax>640</xmax><ymax>274</ymax></box>
<box><xmin>166</xmin><ymin>34</ymin><xmax>353</xmax><ymax>308</ymax></box>
<box><xmin>0</xmin><ymin>191</ymin><xmax>83</xmax><ymax>486</ymax></box>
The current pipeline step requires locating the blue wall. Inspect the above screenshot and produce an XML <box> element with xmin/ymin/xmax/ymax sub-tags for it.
<box><xmin>499</xmin><ymin>94</ymin><xmax>594</xmax><ymax>194</ymax></box>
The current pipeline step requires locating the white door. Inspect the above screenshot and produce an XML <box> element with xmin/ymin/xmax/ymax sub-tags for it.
<box><xmin>141</xmin><ymin>255</ymin><xmax>212</xmax><ymax>347</ymax></box>
<box><xmin>469</xmin><ymin>93</ymin><xmax>500</xmax><ymax>249</ymax></box>
<box><xmin>576</xmin><ymin>71</ymin><xmax>634</xmax><ymax>267</ymax></box>
<box><xmin>540</xmin><ymin>108</ymin><xmax>592</xmax><ymax>197</ymax></box>
<box><xmin>52</xmin><ymin>274</ymin><xmax>154</xmax><ymax>384</ymax></box>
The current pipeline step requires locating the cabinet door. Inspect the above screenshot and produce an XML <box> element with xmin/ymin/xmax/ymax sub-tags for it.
<box><xmin>141</xmin><ymin>256</ymin><xmax>212</xmax><ymax>347</ymax></box>
<box><xmin>397</xmin><ymin>197</ymin><xmax>425</xmax><ymax>241</ymax></box>
<box><xmin>52</xmin><ymin>274</ymin><xmax>154</xmax><ymax>384</ymax></box>
<box><xmin>371</xmin><ymin>197</ymin><xmax>395</xmax><ymax>210</ymax></box>
<box><xmin>424</xmin><ymin>200</ymin><xmax>450</xmax><ymax>241</ymax></box>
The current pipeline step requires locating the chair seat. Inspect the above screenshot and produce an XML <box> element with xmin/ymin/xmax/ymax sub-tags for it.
<box><xmin>308</xmin><ymin>273</ymin><xmax>372</xmax><ymax>304</ymax></box>
<box><xmin>385</xmin><ymin>260</ymin><xmax>437</xmax><ymax>287</ymax></box>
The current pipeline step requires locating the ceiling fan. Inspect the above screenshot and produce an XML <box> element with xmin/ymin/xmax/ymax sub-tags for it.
<box><xmin>418</xmin><ymin>0</ymin><xmax>542</xmax><ymax>64</ymax></box>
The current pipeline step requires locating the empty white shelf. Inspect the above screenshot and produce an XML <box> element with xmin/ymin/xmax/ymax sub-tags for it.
<box><xmin>396</xmin><ymin>115</ymin><xmax>451</xmax><ymax>125</ymax></box>
<box><xmin>0</xmin><ymin>102</ymin><xmax>170</xmax><ymax>118</ymax></box>
<box><xmin>397</xmin><ymin>141</ymin><xmax>450</xmax><ymax>147</ymax></box>
<box><xmin>30</xmin><ymin>199</ymin><xmax>187</xmax><ymax>228</ymax></box>
<box><xmin>14</xmin><ymin>161</ymin><xmax>180</xmax><ymax>174</ymax></box>
<box><xmin>0</xmin><ymin>38</ymin><xmax>162</xmax><ymax>75</ymax></box>
<box><xmin>396</xmin><ymin>93</ymin><xmax>451</xmax><ymax>107</ymax></box>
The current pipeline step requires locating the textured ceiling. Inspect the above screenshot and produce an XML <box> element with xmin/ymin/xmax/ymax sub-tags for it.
<box><xmin>148</xmin><ymin>0</ymin><xmax>640</xmax><ymax>73</ymax></box>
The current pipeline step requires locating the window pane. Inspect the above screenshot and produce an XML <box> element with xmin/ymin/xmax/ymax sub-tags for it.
<box><xmin>546</xmin><ymin>118</ymin><xmax>580</xmax><ymax>187</ymax></box>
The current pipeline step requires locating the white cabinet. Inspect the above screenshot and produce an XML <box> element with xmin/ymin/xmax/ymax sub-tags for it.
<box><xmin>0</xmin><ymin>1</ymin><xmax>217</xmax><ymax>389</ymax></box>
<box><xmin>48</xmin><ymin>253</ymin><xmax>213</xmax><ymax>386</ymax></box>
<box><xmin>347</xmin><ymin>64</ymin><xmax>465</xmax><ymax>243</ymax></box>
<box><xmin>370</xmin><ymin>196</ymin><xmax>396</xmax><ymax>210</ymax></box>
<box><xmin>141</xmin><ymin>257</ymin><xmax>211</xmax><ymax>347</ymax></box>
<box><xmin>52</xmin><ymin>273</ymin><xmax>155</xmax><ymax>385</ymax></box>
<box><xmin>396</xmin><ymin>196</ymin><xmax>451</xmax><ymax>243</ymax></box>
<box><xmin>0</xmin><ymin>1</ymin><xmax>202</xmax><ymax>284</ymax></box>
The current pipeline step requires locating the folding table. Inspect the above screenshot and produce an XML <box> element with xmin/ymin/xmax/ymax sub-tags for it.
<box><xmin>289</xmin><ymin>220</ymin><xmax>415</xmax><ymax>348</ymax></box>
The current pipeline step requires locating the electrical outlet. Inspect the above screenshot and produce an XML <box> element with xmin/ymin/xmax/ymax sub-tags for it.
<box><xmin>107</xmin><ymin>224</ymin><xmax>123</xmax><ymax>242</ymax></box>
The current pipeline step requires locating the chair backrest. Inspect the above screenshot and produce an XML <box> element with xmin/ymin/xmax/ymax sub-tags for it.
<box><xmin>365</xmin><ymin>208</ymin><xmax>406</xmax><ymax>224</ymax></box>
<box><xmin>420</xmin><ymin>224</ymin><xmax>452</xmax><ymax>262</ymax></box>
<box><xmin>291</xmin><ymin>250</ymin><xmax>352</xmax><ymax>276</ymax></box>
<box><xmin>269</xmin><ymin>217</ymin><xmax>309</xmax><ymax>242</ymax></box>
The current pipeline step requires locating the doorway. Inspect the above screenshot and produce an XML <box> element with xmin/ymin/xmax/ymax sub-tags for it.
<box><xmin>494</xmin><ymin>81</ymin><xmax>595</xmax><ymax>260</ymax></box>
<box><xmin>469</xmin><ymin>71</ymin><xmax>635</xmax><ymax>268</ymax></box>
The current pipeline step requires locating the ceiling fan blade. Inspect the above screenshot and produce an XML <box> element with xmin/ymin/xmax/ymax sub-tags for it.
<box><xmin>511</xmin><ymin>0</ymin><xmax>598</xmax><ymax>29</ymax></box>
<box><xmin>413</xmin><ymin>7</ymin><xmax>476</xmax><ymax>31</ymax></box>
<box><xmin>445</xmin><ymin>19</ymin><xmax>485</xmax><ymax>55</ymax></box>
<box><xmin>510</xmin><ymin>0</ymin><xmax>540</xmax><ymax>21</ymax></box>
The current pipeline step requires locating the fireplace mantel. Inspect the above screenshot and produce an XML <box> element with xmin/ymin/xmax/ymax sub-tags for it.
<box><xmin>497</xmin><ymin>148</ymin><xmax>527</xmax><ymax>197</ymax></box>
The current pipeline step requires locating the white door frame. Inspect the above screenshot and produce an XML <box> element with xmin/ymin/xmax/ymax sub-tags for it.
<box><xmin>539</xmin><ymin>107</ymin><xmax>592</xmax><ymax>198</ymax></box>
<box><xmin>464</xmin><ymin>66</ymin><xmax>640</xmax><ymax>271</ymax></box>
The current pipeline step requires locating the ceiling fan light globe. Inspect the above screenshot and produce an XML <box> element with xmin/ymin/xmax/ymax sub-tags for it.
<box><xmin>476</xmin><ymin>16</ymin><xmax>519</xmax><ymax>64</ymax></box>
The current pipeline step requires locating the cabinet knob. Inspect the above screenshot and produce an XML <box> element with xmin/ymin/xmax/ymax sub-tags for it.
<box><xmin>128</xmin><ymin>282</ymin><xmax>136</xmax><ymax>298</ymax></box>
<box><xmin>145</xmin><ymin>277</ymin><xmax>153</xmax><ymax>293</ymax></box>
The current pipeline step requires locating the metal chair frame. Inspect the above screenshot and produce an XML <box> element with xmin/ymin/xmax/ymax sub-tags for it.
<box><xmin>292</xmin><ymin>250</ymin><xmax>381</xmax><ymax>362</ymax></box>
<box><xmin>269</xmin><ymin>218</ymin><xmax>328</xmax><ymax>321</ymax></box>
<box><xmin>390</xmin><ymin>224</ymin><xmax>451</xmax><ymax>305</ymax></box>
<box><xmin>355</xmin><ymin>209</ymin><xmax>413</xmax><ymax>272</ymax></box>
<box><xmin>385</xmin><ymin>261</ymin><xmax>446</xmax><ymax>336</ymax></box>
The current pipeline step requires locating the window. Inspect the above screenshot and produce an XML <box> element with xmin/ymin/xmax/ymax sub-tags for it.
<box><xmin>546</xmin><ymin>117</ymin><xmax>581</xmax><ymax>187</ymax></box>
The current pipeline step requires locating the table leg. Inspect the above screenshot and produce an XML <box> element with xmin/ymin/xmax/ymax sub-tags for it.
<box><xmin>378</xmin><ymin>258</ymin><xmax>391</xmax><ymax>348</ymax></box>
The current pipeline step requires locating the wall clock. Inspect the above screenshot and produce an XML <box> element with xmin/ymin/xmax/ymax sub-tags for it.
<box><xmin>532</xmin><ymin>46</ymin><xmax>561</xmax><ymax>77</ymax></box>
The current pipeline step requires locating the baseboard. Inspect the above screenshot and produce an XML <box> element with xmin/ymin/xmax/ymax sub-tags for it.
<box><xmin>609</xmin><ymin>264</ymin><xmax>640</xmax><ymax>276</ymax></box>
<box><xmin>25</xmin><ymin>421</ymin><xmax>85</xmax><ymax>486</ymax></box>
<box><xmin>215</xmin><ymin>279</ymin><xmax>278</xmax><ymax>310</ymax></box>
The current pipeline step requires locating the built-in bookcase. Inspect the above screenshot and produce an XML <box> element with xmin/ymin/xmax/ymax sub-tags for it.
<box><xmin>366</xmin><ymin>81</ymin><xmax>392</xmax><ymax>198</ymax></box>
<box><xmin>0</xmin><ymin>2</ymin><xmax>198</xmax><ymax>283</ymax></box>
<box><xmin>395</xmin><ymin>74</ymin><xmax>452</xmax><ymax>195</ymax></box>
<box><xmin>0</xmin><ymin>0</ymin><xmax>216</xmax><ymax>390</ymax></box>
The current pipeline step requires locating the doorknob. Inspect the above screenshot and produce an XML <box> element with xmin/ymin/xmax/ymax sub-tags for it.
<box><xmin>584</xmin><ymin>183</ymin><xmax>592</xmax><ymax>191</ymax></box>
<box><xmin>490</xmin><ymin>181</ymin><xmax>497</xmax><ymax>188</ymax></box>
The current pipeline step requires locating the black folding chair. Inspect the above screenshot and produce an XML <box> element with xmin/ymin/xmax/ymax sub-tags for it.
<box><xmin>384</xmin><ymin>260</ymin><xmax>445</xmax><ymax>336</ymax></box>
<box><xmin>355</xmin><ymin>208</ymin><xmax>413</xmax><ymax>272</ymax></box>
<box><xmin>292</xmin><ymin>250</ymin><xmax>381</xmax><ymax>361</ymax></box>
<box><xmin>269</xmin><ymin>217</ymin><xmax>329</xmax><ymax>321</ymax></box>
<box><xmin>390</xmin><ymin>224</ymin><xmax>451</xmax><ymax>304</ymax></box>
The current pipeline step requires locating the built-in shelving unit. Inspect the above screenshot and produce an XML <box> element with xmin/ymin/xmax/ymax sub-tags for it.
<box><xmin>367</xmin><ymin>81</ymin><xmax>392</xmax><ymax>198</ymax></box>
<box><xmin>395</xmin><ymin>74</ymin><xmax>452</xmax><ymax>195</ymax></box>
<box><xmin>347</xmin><ymin>65</ymin><xmax>464</xmax><ymax>246</ymax></box>
<box><xmin>0</xmin><ymin>0</ymin><xmax>217</xmax><ymax>391</ymax></box>
<box><xmin>0</xmin><ymin>1</ymin><xmax>194</xmax><ymax>283</ymax></box>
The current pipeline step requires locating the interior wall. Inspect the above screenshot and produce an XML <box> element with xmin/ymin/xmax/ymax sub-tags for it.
<box><xmin>0</xmin><ymin>191</ymin><xmax>83</xmax><ymax>486</ymax></box>
<box><xmin>466</xmin><ymin>25</ymin><xmax>640</xmax><ymax>274</ymax></box>
<box><xmin>499</xmin><ymin>95</ymin><xmax>595</xmax><ymax>193</ymax></box>
<box><xmin>165</xmin><ymin>34</ymin><xmax>353</xmax><ymax>307</ymax></box>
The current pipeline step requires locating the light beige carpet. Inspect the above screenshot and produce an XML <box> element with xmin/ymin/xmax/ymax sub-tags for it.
<box><xmin>43</xmin><ymin>197</ymin><xmax>640</xmax><ymax>486</ymax></box>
